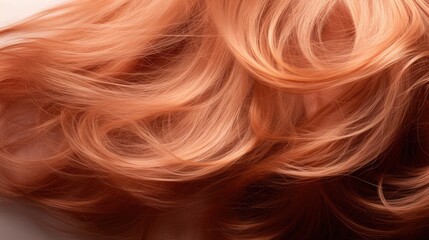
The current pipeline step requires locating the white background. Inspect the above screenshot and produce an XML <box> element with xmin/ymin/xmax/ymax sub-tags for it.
<box><xmin>0</xmin><ymin>0</ymin><xmax>66</xmax><ymax>28</ymax></box>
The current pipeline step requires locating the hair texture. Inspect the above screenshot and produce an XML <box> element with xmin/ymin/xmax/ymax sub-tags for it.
<box><xmin>1</xmin><ymin>0</ymin><xmax>429</xmax><ymax>239</ymax></box>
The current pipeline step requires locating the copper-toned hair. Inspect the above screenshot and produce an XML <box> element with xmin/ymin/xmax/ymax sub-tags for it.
<box><xmin>1</xmin><ymin>0</ymin><xmax>429</xmax><ymax>239</ymax></box>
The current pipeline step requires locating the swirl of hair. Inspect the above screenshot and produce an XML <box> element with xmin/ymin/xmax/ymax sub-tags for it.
<box><xmin>1</xmin><ymin>0</ymin><xmax>429</xmax><ymax>239</ymax></box>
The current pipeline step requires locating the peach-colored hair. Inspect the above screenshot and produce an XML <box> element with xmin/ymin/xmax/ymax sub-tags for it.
<box><xmin>1</xmin><ymin>0</ymin><xmax>429</xmax><ymax>239</ymax></box>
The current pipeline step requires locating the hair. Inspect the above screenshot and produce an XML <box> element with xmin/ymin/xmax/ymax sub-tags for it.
<box><xmin>1</xmin><ymin>0</ymin><xmax>429</xmax><ymax>239</ymax></box>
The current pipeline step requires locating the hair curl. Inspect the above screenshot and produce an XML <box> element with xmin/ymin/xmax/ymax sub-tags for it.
<box><xmin>1</xmin><ymin>0</ymin><xmax>429</xmax><ymax>239</ymax></box>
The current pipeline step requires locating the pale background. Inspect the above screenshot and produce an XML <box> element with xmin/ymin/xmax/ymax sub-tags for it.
<box><xmin>0</xmin><ymin>1</ymin><xmax>85</xmax><ymax>239</ymax></box>
<box><xmin>0</xmin><ymin>0</ymin><xmax>66</xmax><ymax>28</ymax></box>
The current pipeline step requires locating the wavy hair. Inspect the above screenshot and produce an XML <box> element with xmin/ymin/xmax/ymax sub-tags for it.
<box><xmin>1</xmin><ymin>0</ymin><xmax>429</xmax><ymax>239</ymax></box>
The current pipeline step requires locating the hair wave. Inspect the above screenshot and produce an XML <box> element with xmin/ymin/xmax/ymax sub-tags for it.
<box><xmin>1</xmin><ymin>0</ymin><xmax>429</xmax><ymax>239</ymax></box>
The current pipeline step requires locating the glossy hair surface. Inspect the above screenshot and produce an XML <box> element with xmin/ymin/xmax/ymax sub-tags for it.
<box><xmin>1</xmin><ymin>0</ymin><xmax>429</xmax><ymax>239</ymax></box>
